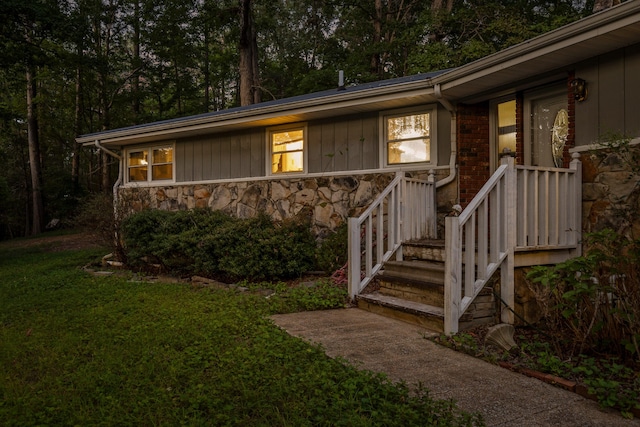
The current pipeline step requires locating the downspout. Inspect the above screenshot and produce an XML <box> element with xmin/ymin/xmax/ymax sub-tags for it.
<box><xmin>434</xmin><ymin>83</ymin><xmax>457</xmax><ymax>190</ymax></box>
<box><xmin>94</xmin><ymin>140</ymin><xmax>123</xmax><ymax>205</ymax></box>
<box><xmin>94</xmin><ymin>140</ymin><xmax>123</xmax><ymax>251</ymax></box>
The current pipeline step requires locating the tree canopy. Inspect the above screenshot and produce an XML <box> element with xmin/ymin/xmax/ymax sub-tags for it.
<box><xmin>0</xmin><ymin>0</ymin><xmax>600</xmax><ymax>238</ymax></box>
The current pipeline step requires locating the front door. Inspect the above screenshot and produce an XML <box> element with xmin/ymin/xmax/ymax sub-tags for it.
<box><xmin>524</xmin><ymin>87</ymin><xmax>568</xmax><ymax>167</ymax></box>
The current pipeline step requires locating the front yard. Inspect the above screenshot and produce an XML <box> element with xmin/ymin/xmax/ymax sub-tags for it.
<box><xmin>0</xmin><ymin>233</ymin><xmax>481</xmax><ymax>426</ymax></box>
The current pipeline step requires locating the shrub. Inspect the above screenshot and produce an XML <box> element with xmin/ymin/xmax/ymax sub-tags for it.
<box><xmin>75</xmin><ymin>193</ymin><xmax>119</xmax><ymax>253</ymax></box>
<box><xmin>210</xmin><ymin>213</ymin><xmax>317</xmax><ymax>281</ymax></box>
<box><xmin>316</xmin><ymin>223</ymin><xmax>348</xmax><ymax>273</ymax></box>
<box><xmin>527</xmin><ymin>229</ymin><xmax>640</xmax><ymax>361</ymax></box>
<box><xmin>121</xmin><ymin>209</ymin><xmax>317</xmax><ymax>281</ymax></box>
<box><xmin>121</xmin><ymin>209</ymin><xmax>232</xmax><ymax>274</ymax></box>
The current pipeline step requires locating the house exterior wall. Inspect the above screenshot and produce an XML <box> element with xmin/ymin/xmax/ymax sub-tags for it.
<box><xmin>575</xmin><ymin>43</ymin><xmax>640</xmax><ymax>146</ymax></box>
<box><xmin>176</xmin><ymin>130</ymin><xmax>266</xmax><ymax>182</ymax></box>
<box><xmin>307</xmin><ymin>114</ymin><xmax>380</xmax><ymax>173</ymax></box>
<box><xmin>457</xmin><ymin>102</ymin><xmax>490</xmax><ymax>206</ymax></box>
<box><xmin>581</xmin><ymin>143</ymin><xmax>640</xmax><ymax>238</ymax></box>
<box><xmin>120</xmin><ymin>104</ymin><xmax>453</xmax><ymax>236</ymax></box>
<box><xmin>120</xmin><ymin>169</ymin><xmax>449</xmax><ymax>237</ymax></box>
<box><xmin>170</xmin><ymin>108</ymin><xmax>451</xmax><ymax>184</ymax></box>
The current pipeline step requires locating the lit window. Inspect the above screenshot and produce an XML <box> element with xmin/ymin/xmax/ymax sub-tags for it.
<box><xmin>386</xmin><ymin>112</ymin><xmax>430</xmax><ymax>164</ymax></box>
<box><xmin>128</xmin><ymin>150</ymin><xmax>148</xmax><ymax>182</ymax></box>
<box><xmin>128</xmin><ymin>145</ymin><xmax>173</xmax><ymax>183</ymax></box>
<box><xmin>497</xmin><ymin>100</ymin><xmax>516</xmax><ymax>155</ymax></box>
<box><xmin>270</xmin><ymin>128</ymin><xmax>304</xmax><ymax>173</ymax></box>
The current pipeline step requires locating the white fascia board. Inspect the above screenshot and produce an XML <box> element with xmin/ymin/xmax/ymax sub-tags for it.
<box><xmin>432</xmin><ymin>1</ymin><xmax>640</xmax><ymax>93</ymax></box>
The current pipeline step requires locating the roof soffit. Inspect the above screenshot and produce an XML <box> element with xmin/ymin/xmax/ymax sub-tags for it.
<box><xmin>432</xmin><ymin>2</ymin><xmax>640</xmax><ymax>101</ymax></box>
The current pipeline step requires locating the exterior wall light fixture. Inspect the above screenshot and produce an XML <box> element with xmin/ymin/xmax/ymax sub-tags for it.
<box><xmin>571</xmin><ymin>78</ymin><xmax>587</xmax><ymax>102</ymax></box>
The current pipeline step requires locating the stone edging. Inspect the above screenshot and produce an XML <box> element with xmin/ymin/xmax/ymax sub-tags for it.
<box><xmin>497</xmin><ymin>361</ymin><xmax>640</xmax><ymax>418</ymax></box>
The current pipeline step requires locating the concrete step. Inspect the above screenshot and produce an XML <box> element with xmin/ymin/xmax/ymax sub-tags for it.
<box><xmin>356</xmin><ymin>292</ymin><xmax>444</xmax><ymax>333</ymax></box>
<box><xmin>403</xmin><ymin>239</ymin><xmax>445</xmax><ymax>262</ymax></box>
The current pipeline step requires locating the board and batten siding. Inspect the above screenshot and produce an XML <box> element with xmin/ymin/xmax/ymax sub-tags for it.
<box><xmin>176</xmin><ymin>129</ymin><xmax>265</xmax><ymax>182</ymax></box>
<box><xmin>575</xmin><ymin>43</ymin><xmax>640</xmax><ymax>145</ymax></box>
<box><xmin>175</xmin><ymin>114</ymin><xmax>380</xmax><ymax>182</ymax></box>
<box><xmin>308</xmin><ymin>114</ymin><xmax>379</xmax><ymax>173</ymax></box>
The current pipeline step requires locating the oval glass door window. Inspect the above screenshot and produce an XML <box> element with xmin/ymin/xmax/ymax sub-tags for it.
<box><xmin>551</xmin><ymin>109</ymin><xmax>568</xmax><ymax>167</ymax></box>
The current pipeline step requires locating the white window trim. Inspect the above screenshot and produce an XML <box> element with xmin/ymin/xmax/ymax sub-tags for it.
<box><xmin>266</xmin><ymin>123</ymin><xmax>308</xmax><ymax>176</ymax></box>
<box><xmin>379</xmin><ymin>105</ymin><xmax>437</xmax><ymax>169</ymax></box>
<box><xmin>125</xmin><ymin>142</ymin><xmax>176</xmax><ymax>185</ymax></box>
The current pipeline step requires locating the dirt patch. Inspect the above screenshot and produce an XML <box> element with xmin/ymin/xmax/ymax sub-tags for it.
<box><xmin>0</xmin><ymin>231</ymin><xmax>106</xmax><ymax>252</ymax></box>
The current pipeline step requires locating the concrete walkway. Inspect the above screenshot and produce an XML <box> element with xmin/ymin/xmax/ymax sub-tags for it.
<box><xmin>271</xmin><ymin>308</ymin><xmax>640</xmax><ymax>427</ymax></box>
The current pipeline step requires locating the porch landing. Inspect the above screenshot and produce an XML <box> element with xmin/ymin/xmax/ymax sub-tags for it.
<box><xmin>271</xmin><ymin>308</ymin><xmax>637</xmax><ymax>427</ymax></box>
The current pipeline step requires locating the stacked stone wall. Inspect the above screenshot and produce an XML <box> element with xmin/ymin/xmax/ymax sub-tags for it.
<box><xmin>581</xmin><ymin>144</ymin><xmax>640</xmax><ymax>239</ymax></box>
<box><xmin>120</xmin><ymin>170</ymin><xmax>452</xmax><ymax>238</ymax></box>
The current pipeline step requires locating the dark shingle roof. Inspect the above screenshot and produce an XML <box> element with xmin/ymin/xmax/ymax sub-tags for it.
<box><xmin>79</xmin><ymin>71</ymin><xmax>449</xmax><ymax>141</ymax></box>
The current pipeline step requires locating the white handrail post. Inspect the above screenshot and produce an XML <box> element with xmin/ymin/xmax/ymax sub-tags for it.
<box><xmin>428</xmin><ymin>169</ymin><xmax>437</xmax><ymax>239</ymax></box>
<box><xmin>570</xmin><ymin>152</ymin><xmax>582</xmax><ymax>256</ymax></box>
<box><xmin>396</xmin><ymin>171</ymin><xmax>405</xmax><ymax>261</ymax></box>
<box><xmin>348</xmin><ymin>217</ymin><xmax>361</xmax><ymax>299</ymax></box>
<box><xmin>444</xmin><ymin>216</ymin><xmax>460</xmax><ymax>334</ymax></box>
<box><xmin>501</xmin><ymin>155</ymin><xmax>516</xmax><ymax>325</ymax></box>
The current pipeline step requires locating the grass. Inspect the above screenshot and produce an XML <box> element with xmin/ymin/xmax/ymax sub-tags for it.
<box><xmin>0</xmin><ymin>238</ymin><xmax>483</xmax><ymax>426</ymax></box>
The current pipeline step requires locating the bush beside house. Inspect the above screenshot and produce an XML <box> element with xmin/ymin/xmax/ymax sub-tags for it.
<box><xmin>120</xmin><ymin>208</ymin><xmax>345</xmax><ymax>282</ymax></box>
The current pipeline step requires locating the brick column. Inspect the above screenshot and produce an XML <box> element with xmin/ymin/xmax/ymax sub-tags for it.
<box><xmin>457</xmin><ymin>102</ymin><xmax>490</xmax><ymax>206</ymax></box>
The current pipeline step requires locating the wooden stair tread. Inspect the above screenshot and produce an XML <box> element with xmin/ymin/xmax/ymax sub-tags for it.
<box><xmin>405</xmin><ymin>238</ymin><xmax>445</xmax><ymax>247</ymax></box>
<box><xmin>357</xmin><ymin>292</ymin><xmax>444</xmax><ymax>317</ymax></box>
<box><xmin>380</xmin><ymin>260</ymin><xmax>445</xmax><ymax>286</ymax></box>
<box><xmin>383</xmin><ymin>259</ymin><xmax>444</xmax><ymax>271</ymax></box>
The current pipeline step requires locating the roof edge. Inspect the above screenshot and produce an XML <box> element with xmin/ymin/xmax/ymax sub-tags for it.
<box><xmin>76</xmin><ymin>74</ymin><xmax>440</xmax><ymax>144</ymax></box>
<box><xmin>432</xmin><ymin>1</ymin><xmax>640</xmax><ymax>88</ymax></box>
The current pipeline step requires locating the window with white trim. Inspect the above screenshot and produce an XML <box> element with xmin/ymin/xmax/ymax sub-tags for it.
<box><xmin>269</xmin><ymin>126</ymin><xmax>305</xmax><ymax>174</ymax></box>
<box><xmin>127</xmin><ymin>145</ymin><xmax>174</xmax><ymax>183</ymax></box>
<box><xmin>384</xmin><ymin>110</ymin><xmax>432</xmax><ymax>165</ymax></box>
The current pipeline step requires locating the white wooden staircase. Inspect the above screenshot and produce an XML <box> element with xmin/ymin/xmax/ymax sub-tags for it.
<box><xmin>349</xmin><ymin>154</ymin><xmax>583</xmax><ymax>334</ymax></box>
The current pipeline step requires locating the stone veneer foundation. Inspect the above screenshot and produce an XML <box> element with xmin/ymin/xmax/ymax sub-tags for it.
<box><xmin>581</xmin><ymin>144</ymin><xmax>640</xmax><ymax>239</ymax></box>
<box><xmin>119</xmin><ymin>170</ymin><xmax>455</xmax><ymax>238</ymax></box>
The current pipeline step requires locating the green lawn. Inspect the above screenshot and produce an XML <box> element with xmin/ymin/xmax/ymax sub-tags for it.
<box><xmin>0</xmin><ymin>238</ymin><xmax>482</xmax><ymax>426</ymax></box>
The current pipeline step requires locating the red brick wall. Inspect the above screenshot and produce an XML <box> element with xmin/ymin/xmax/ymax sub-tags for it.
<box><xmin>458</xmin><ymin>102</ymin><xmax>490</xmax><ymax>206</ymax></box>
<box><xmin>515</xmin><ymin>94</ymin><xmax>525</xmax><ymax>166</ymax></box>
<box><xmin>457</xmin><ymin>77</ymin><xmax>574</xmax><ymax>204</ymax></box>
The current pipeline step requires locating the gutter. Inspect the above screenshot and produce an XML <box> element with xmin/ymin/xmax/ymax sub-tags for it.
<box><xmin>434</xmin><ymin>83</ymin><xmax>457</xmax><ymax>191</ymax></box>
<box><xmin>76</xmin><ymin>77</ymin><xmax>439</xmax><ymax>146</ymax></box>
<box><xmin>93</xmin><ymin>140</ymin><xmax>123</xmax><ymax>225</ymax></box>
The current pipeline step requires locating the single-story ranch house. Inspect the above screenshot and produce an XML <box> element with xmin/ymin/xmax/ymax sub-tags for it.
<box><xmin>78</xmin><ymin>2</ymin><xmax>640</xmax><ymax>334</ymax></box>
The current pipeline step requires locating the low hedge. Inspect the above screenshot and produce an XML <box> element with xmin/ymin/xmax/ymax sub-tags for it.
<box><xmin>121</xmin><ymin>209</ymin><xmax>325</xmax><ymax>281</ymax></box>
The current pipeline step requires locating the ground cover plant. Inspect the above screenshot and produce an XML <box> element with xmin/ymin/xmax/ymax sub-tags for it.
<box><xmin>435</xmin><ymin>229</ymin><xmax>640</xmax><ymax>418</ymax></box>
<box><xmin>0</xmin><ymin>234</ymin><xmax>483</xmax><ymax>426</ymax></box>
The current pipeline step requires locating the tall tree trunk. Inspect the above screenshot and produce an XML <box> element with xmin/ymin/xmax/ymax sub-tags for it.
<box><xmin>26</xmin><ymin>63</ymin><xmax>44</xmax><ymax>235</ymax></box>
<box><xmin>132</xmin><ymin>0</ymin><xmax>141</xmax><ymax>121</ymax></box>
<box><xmin>101</xmin><ymin>151</ymin><xmax>110</xmax><ymax>193</ymax></box>
<box><xmin>204</xmin><ymin>24</ymin><xmax>210</xmax><ymax>111</ymax></box>
<box><xmin>239</xmin><ymin>0</ymin><xmax>260</xmax><ymax>106</ymax></box>
<box><xmin>371</xmin><ymin>0</ymin><xmax>383</xmax><ymax>77</ymax></box>
<box><xmin>431</xmin><ymin>0</ymin><xmax>454</xmax><ymax>13</ymax></box>
<box><xmin>72</xmin><ymin>44</ymin><xmax>82</xmax><ymax>191</ymax></box>
<box><xmin>593</xmin><ymin>0</ymin><xmax>620</xmax><ymax>13</ymax></box>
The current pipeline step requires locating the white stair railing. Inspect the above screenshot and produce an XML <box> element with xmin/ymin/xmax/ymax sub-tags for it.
<box><xmin>444</xmin><ymin>156</ymin><xmax>516</xmax><ymax>335</ymax></box>
<box><xmin>444</xmin><ymin>153</ymin><xmax>582</xmax><ymax>334</ymax></box>
<box><xmin>516</xmin><ymin>153</ymin><xmax>582</xmax><ymax>253</ymax></box>
<box><xmin>348</xmin><ymin>171</ymin><xmax>437</xmax><ymax>299</ymax></box>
